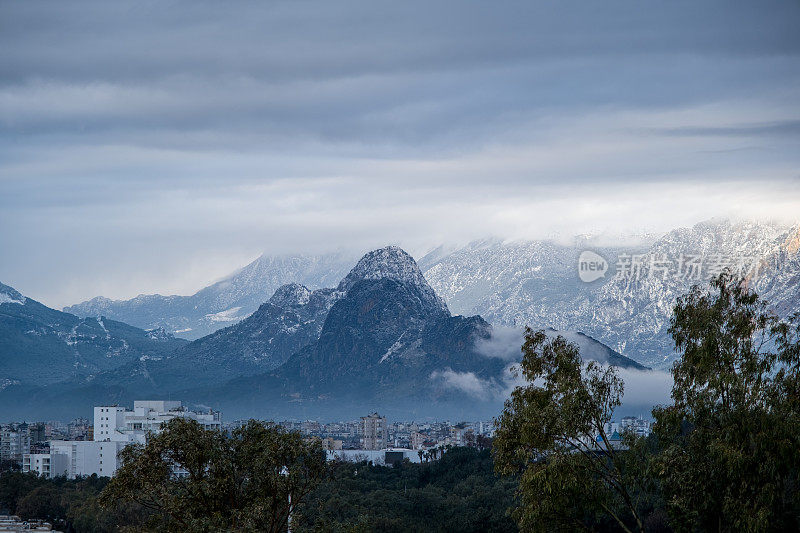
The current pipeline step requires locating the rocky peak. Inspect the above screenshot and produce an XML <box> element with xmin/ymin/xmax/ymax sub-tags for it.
<box><xmin>268</xmin><ymin>283</ymin><xmax>312</xmax><ymax>309</ymax></box>
<box><xmin>338</xmin><ymin>246</ymin><xmax>449</xmax><ymax>315</ymax></box>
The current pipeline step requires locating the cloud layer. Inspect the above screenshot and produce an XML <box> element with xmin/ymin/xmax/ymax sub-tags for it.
<box><xmin>1</xmin><ymin>0</ymin><xmax>799</xmax><ymax>307</ymax></box>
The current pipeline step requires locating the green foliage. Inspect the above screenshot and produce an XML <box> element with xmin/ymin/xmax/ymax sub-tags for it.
<box><xmin>294</xmin><ymin>446</ymin><xmax>517</xmax><ymax>532</ymax></box>
<box><xmin>99</xmin><ymin>418</ymin><xmax>329</xmax><ymax>532</ymax></box>
<box><xmin>0</xmin><ymin>471</ymin><xmax>137</xmax><ymax>532</ymax></box>
<box><xmin>653</xmin><ymin>273</ymin><xmax>800</xmax><ymax>531</ymax></box>
<box><xmin>493</xmin><ymin>328</ymin><xmax>653</xmax><ymax>532</ymax></box>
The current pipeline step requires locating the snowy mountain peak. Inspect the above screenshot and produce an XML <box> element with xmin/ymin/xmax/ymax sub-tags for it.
<box><xmin>338</xmin><ymin>246</ymin><xmax>449</xmax><ymax>314</ymax></box>
<box><xmin>0</xmin><ymin>282</ymin><xmax>26</xmax><ymax>305</ymax></box>
<box><xmin>268</xmin><ymin>283</ymin><xmax>312</xmax><ymax>308</ymax></box>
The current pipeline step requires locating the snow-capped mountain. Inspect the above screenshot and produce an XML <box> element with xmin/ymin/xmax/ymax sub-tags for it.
<box><xmin>339</xmin><ymin>246</ymin><xmax>450</xmax><ymax>314</ymax></box>
<box><xmin>422</xmin><ymin>219</ymin><xmax>800</xmax><ymax>368</ymax></box>
<box><xmin>182</xmin><ymin>247</ymin><xmax>643</xmax><ymax>419</ymax></box>
<box><xmin>61</xmin><ymin>218</ymin><xmax>800</xmax><ymax>372</ymax></box>
<box><xmin>108</xmin><ymin>246</ymin><xmax>456</xmax><ymax>392</ymax></box>
<box><xmin>65</xmin><ymin>252</ymin><xmax>357</xmax><ymax>339</ymax></box>
<box><xmin>1</xmin><ymin>247</ymin><xmax>644</xmax><ymax>420</ymax></box>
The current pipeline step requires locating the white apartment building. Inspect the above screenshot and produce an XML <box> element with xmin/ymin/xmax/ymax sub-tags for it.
<box><xmin>94</xmin><ymin>400</ymin><xmax>221</xmax><ymax>444</ymax></box>
<box><xmin>22</xmin><ymin>452</ymin><xmax>69</xmax><ymax>479</ymax></box>
<box><xmin>23</xmin><ymin>400</ymin><xmax>221</xmax><ymax>479</ymax></box>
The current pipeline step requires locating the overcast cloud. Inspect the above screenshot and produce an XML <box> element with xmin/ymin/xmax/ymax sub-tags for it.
<box><xmin>1</xmin><ymin>0</ymin><xmax>799</xmax><ymax>307</ymax></box>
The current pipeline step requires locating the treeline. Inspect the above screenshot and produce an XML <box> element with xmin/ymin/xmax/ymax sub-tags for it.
<box><xmin>0</xmin><ymin>472</ymin><xmax>145</xmax><ymax>531</ymax></box>
<box><xmin>0</xmin><ymin>446</ymin><xmax>516</xmax><ymax>533</ymax></box>
<box><xmin>294</xmin><ymin>447</ymin><xmax>517</xmax><ymax>532</ymax></box>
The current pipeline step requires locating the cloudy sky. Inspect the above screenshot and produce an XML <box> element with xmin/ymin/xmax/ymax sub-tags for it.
<box><xmin>1</xmin><ymin>0</ymin><xmax>799</xmax><ymax>308</ymax></box>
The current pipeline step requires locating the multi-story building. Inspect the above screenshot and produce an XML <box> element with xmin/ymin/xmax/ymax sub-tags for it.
<box><xmin>28</xmin><ymin>423</ymin><xmax>47</xmax><ymax>445</ymax></box>
<box><xmin>22</xmin><ymin>452</ymin><xmax>69</xmax><ymax>479</ymax></box>
<box><xmin>23</xmin><ymin>400</ymin><xmax>221</xmax><ymax>479</ymax></box>
<box><xmin>320</xmin><ymin>437</ymin><xmax>343</xmax><ymax>451</ymax></box>
<box><xmin>360</xmin><ymin>413</ymin><xmax>388</xmax><ymax>450</ymax></box>
<box><xmin>94</xmin><ymin>400</ymin><xmax>221</xmax><ymax>444</ymax></box>
<box><xmin>410</xmin><ymin>431</ymin><xmax>427</xmax><ymax>450</ymax></box>
<box><xmin>1</xmin><ymin>423</ymin><xmax>30</xmax><ymax>463</ymax></box>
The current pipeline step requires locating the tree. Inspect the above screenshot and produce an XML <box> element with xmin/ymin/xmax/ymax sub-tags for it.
<box><xmin>99</xmin><ymin>418</ymin><xmax>329</xmax><ymax>532</ymax></box>
<box><xmin>652</xmin><ymin>272</ymin><xmax>800</xmax><ymax>531</ymax></box>
<box><xmin>493</xmin><ymin>329</ymin><xmax>648</xmax><ymax>532</ymax></box>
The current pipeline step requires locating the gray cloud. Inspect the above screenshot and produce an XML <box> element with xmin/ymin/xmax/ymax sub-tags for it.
<box><xmin>474</xmin><ymin>326</ymin><xmax>525</xmax><ymax>361</ymax></box>
<box><xmin>430</xmin><ymin>368</ymin><xmax>498</xmax><ymax>400</ymax></box>
<box><xmin>1</xmin><ymin>0</ymin><xmax>799</xmax><ymax>307</ymax></box>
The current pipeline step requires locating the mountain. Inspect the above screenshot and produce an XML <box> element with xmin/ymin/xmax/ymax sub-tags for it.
<box><xmin>122</xmin><ymin>283</ymin><xmax>341</xmax><ymax>392</ymax></box>
<box><xmin>171</xmin><ymin>247</ymin><xmax>645</xmax><ymax>419</ymax></box>
<box><xmin>0</xmin><ymin>282</ymin><xmax>187</xmax><ymax>390</ymax></box>
<box><xmin>422</xmin><ymin>219</ymin><xmax>800</xmax><ymax>368</ymax></box>
<box><xmin>64</xmin><ymin>252</ymin><xmax>357</xmax><ymax>339</ymax></box>
<box><xmin>1</xmin><ymin>247</ymin><xmax>645</xmax><ymax>420</ymax></box>
<box><xmin>61</xmin><ymin>218</ymin><xmax>800</xmax><ymax>371</ymax></box>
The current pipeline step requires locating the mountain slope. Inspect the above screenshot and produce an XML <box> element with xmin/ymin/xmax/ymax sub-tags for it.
<box><xmin>0</xmin><ymin>282</ymin><xmax>187</xmax><ymax>388</ymax></box>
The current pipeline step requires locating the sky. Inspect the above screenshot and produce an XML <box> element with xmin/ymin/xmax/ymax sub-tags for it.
<box><xmin>1</xmin><ymin>0</ymin><xmax>799</xmax><ymax>308</ymax></box>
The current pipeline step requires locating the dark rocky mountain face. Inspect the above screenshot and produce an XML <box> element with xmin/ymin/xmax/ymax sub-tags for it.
<box><xmin>144</xmin><ymin>247</ymin><xmax>452</xmax><ymax>392</ymax></box>
<box><xmin>138</xmin><ymin>284</ymin><xmax>340</xmax><ymax>391</ymax></box>
<box><xmin>281</xmin><ymin>277</ymin><xmax>454</xmax><ymax>388</ymax></box>
<box><xmin>0</xmin><ymin>282</ymin><xmax>187</xmax><ymax>390</ymax></box>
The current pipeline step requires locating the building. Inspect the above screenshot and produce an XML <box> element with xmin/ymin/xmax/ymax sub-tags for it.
<box><xmin>0</xmin><ymin>514</ymin><xmax>60</xmax><ymax>532</ymax></box>
<box><xmin>22</xmin><ymin>452</ymin><xmax>69</xmax><ymax>479</ymax></box>
<box><xmin>47</xmin><ymin>440</ymin><xmax>129</xmax><ymax>478</ymax></box>
<box><xmin>28</xmin><ymin>423</ymin><xmax>47</xmax><ymax>444</ymax></box>
<box><xmin>23</xmin><ymin>400</ymin><xmax>221</xmax><ymax>479</ymax></box>
<box><xmin>326</xmin><ymin>448</ymin><xmax>422</xmax><ymax>465</ymax></box>
<box><xmin>410</xmin><ymin>431</ymin><xmax>427</xmax><ymax>450</ymax></box>
<box><xmin>320</xmin><ymin>437</ymin><xmax>343</xmax><ymax>451</ymax></box>
<box><xmin>449</xmin><ymin>424</ymin><xmax>475</xmax><ymax>447</ymax></box>
<box><xmin>1</xmin><ymin>423</ymin><xmax>30</xmax><ymax>463</ymax></box>
<box><xmin>360</xmin><ymin>413</ymin><xmax>388</xmax><ymax>450</ymax></box>
<box><xmin>94</xmin><ymin>400</ymin><xmax>221</xmax><ymax>444</ymax></box>
<box><xmin>620</xmin><ymin>416</ymin><xmax>652</xmax><ymax>437</ymax></box>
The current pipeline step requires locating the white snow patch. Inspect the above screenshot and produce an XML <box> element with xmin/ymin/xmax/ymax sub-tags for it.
<box><xmin>0</xmin><ymin>293</ymin><xmax>25</xmax><ymax>305</ymax></box>
<box><xmin>204</xmin><ymin>307</ymin><xmax>243</xmax><ymax>323</ymax></box>
<box><xmin>380</xmin><ymin>335</ymin><xmax>407</xmax><ymax>363</ymax></box>
<box><xmin>96</xmin><ymin>316</ymin><xmax>111</xmax><ymax>339</ymax></box>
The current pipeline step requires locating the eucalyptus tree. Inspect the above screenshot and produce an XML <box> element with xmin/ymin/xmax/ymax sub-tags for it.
<box><xmin>653</xmin><ymin>273</ymin><xmax>800</xmax><ymax>531</ymax></box>
<box><xmin>494</xmin><ymin>329</ymin><xmax>649</xmax><ymax>532</ymax></box>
